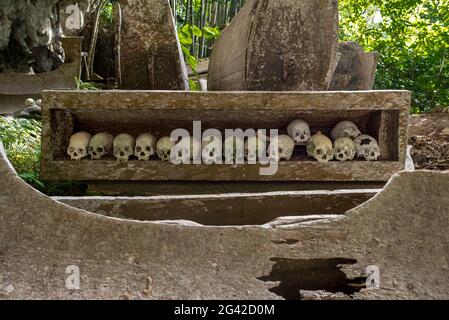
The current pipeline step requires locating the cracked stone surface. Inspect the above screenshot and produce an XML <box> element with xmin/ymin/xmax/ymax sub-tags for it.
<box><xmin>0</xmin><ymin>141</ymin><xmax>448</xmax><ymax>299</ymax></box>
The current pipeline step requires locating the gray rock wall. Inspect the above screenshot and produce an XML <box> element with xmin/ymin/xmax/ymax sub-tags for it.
<box><xmin>0</xmin><ymin>0</ymin><xmax>64</xmax><ymax>73</ymax></box>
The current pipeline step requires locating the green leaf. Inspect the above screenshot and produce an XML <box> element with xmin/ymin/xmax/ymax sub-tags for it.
<box><xmin>190</xmin><ymin>25</ymin><xmax>202</xmax><ymax>37</ymax></box>
<box><xmin>203</xmin><ymin>26</ymin><xmax>221</xmax><ymax>40</ymax></box>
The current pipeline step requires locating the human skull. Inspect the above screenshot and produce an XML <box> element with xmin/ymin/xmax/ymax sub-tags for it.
<box><xmin>172</xmin><ymin>136</ymin><xmax>201</xmax><ymax>163</ymax></box>
<box><xmin>268</xmin><ymin>135</ymin><xmax>295</xmax><ymax>161</ymax></box>
<box><xmin>287</xmin><ymin>119</ymin><xmax>311</xmax><ymax>145</ymax></box>
<box><xmin>331</xmin><ymin>121</ymin><xmax>362</xmax><ymax>141</ymax></box>
<box><xmin>135</xmin><ymin>133</ymin><xmax>156</xmax><ymax>161</ymax></box>
<box><xmin>89</xmin><ymin>132</ymin><xmax>114</xmax><ymax>160</ymax></box>
<box><xmin>113</xmin><ymin>134</ymin><xmax>136</xmax><ymax>161</ymax></box>
<box><xmin>67</xmin><ymin>131</ymin><xmax>92</xmax><ymax>160</ymax></box>
<box><xmin>354</xmin><ymin>134</ymin><xmax>380</xmax><ymax>161</ymax></box>
<box><xmin>245</xmin><ymin>136</ymin><xmax>266</xmax><ymax>163</ymax></box>
<box><xmin>307</xmin><ymin>131</ymin><xmax>334</xmax><ymax>163</ymax></box>
<box><xmin>333</xmin><ymin>137</ymin><xmax>356</xmax><ymax>162</ymax></box>
<box><xmin>156</xmin><ymin>136</ymin><xmax>176</xmax><ymax>161</ymax></box>
<box><xmin>202</xmin><ymin>134</ymin><xmax>223</xmax><ymax>164</ymax></box>
<box><xmin>24</xmin><ymin>98</ymin><xmax>36</xmax><ymax>107</ymax></box>
<box><xmin>223</xmin><ymin>135</ymin><xmax>244</xmax><ymax>163</ymax></box>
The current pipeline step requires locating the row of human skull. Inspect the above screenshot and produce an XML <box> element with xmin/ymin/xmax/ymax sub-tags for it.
<box><xmin>67</xmin><ymin>131</ymin><xmax>294</xmax><ymax>162</ymax></box>
<box><xmin>67</xmin><ymin>120</ymin><xmax>380</xmax><ymax>163</ymax></box>
<box><xmin>287</xmin><ymin>119</ymin><xmax>381</xmax><ymax>163</ymax></box>
<box><xmin>67</xmin><ymin>132</ymin><xmax>154</xmax><ymax>161</ymax></box>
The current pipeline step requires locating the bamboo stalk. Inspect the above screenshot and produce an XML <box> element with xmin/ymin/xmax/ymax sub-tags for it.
<box><xmin>171</xmin><ymin>0</ymin><xmax>245</xmax><ymax>59</ymax></box>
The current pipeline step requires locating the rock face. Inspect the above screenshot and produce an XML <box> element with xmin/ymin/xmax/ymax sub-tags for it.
<box><xmin>1</xmin><ymin>140</ymin><xmax>449</xmax><ymax>299</ymax></box>
<box><xmin>0</xmin><ymin>37</ymin><xmax>82</xmax><ymax>115</ymax></box>
<box><xmin>115</xmin><ymin>0</ymin><xmax>188</xmax><ymax>90</ymax></box>
<box><xmin>208</xmin><ymin>0</ymin><xmax>340</xmax><ymax>91</ymax></box>
<box><xmin>0</xmin><ymin>0</ymin><xmax>64</xmax><ymax>73</ymax></box>
<box><xmin>330</xmin><ymin>42</ymin><xmax>379</xmax><ymax>91</ymax></box>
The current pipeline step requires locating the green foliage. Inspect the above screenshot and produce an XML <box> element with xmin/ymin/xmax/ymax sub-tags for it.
<box><xmin>189</xmin><ymin>78</ymin><xmax>200</xmax><ymax>91</ymax></box>
<box><xmin>100</xmin><ymin>1</ymin><xmax>115</xmax><ymax>27</ymax></box>
<box><xmin>0</xmin><ymin>117</ymin><xmax>86</xmax><ymax>196</ymax></box>
<box><xmin>179</xmin><ymin>24</ymin><xmax>200</xmax><ymax>70</ymax></box>
<box><xmin>202</xmin><ymin>26</ymin><xmax>221</xmax><ymax>40</ymax></box>
<box><xmin>178</xmin><ymin>23</ymin><xmax>221</xmax><ymax>71</ymax></box>
<box><xmin>0</xmin><ymin>117</ymin><xmax>41</xmax><ymax>176</ymax></box>
<box><xmin>75</xmin><ymin>77</ymin><xmax>99</xmax><ymax>90</ymax></box>
<box><xmin>172</xmin><ymin>0</ymin><xmax>240</xmax><ymax>70</ymax></box>
<box><xmin>339</xmin><ymin>0</ymin><xmax>449</xmax><ymax>112</ymax></box>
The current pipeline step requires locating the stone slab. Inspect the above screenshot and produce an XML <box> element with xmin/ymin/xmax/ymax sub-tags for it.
<box><xmin>208</xmin><ymin>0</ymin><xmax>339</xmax><ymax>91</ymax></box>
<box><xmin>55</xmin><ymin>190</ymin><xmax>378</xmax><ymax>225</ymax></box>
<box><xmin>330</xmin><ymin>42</ymin><xmax>379</xmax><ymax>91</ymax></box>
<box><xmin>115</xmin><ymin>0</ymin><xmax>188</xmax><ymax>90</ymax></box>
<box><xmin>1</xmin><ymin>141</ymin><xmax>449</xmax><ymax>299</ymax></box>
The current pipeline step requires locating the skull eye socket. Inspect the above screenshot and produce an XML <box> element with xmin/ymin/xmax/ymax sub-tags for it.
<box><xmin>316</xmin><ymin>149</ymin><xmax>322</xmax><ymax>155</ymax></box>
<box><xmin>89</xmin><ymin>146</ymin><xmax>93</xmax><ymax>151</ymax></box>
<box><xmin>69</xmin><ymin>147</ymin><xmax>74</xmax><ymax>153</ymax></box>
<box><xmin>78</xmin><ymin>148</ymin><xmax>83</xmax><ymax>153</ymax></box>
<box><xmin>345</xmin><ymin>151</ymin><xmax>351</xmax><ymax>156</ymax></box>
<box><xmin>97</xmin><ymin>147</ymin><xmax>103</xmax><ymax>153</ymax></box>
<box><xmin>136</xmin><ymin>146</ymin><xmax>142</xmax><ymax>152</ymax></box>
<box><xmin>125</xmin><ymin>147</ymin><xmax>129</xmax><ymax>152</ymax></box>
<box><xmin>361</xmin><ymin>138</ymin><xmax>372</xmax><ymax>145</ymax></box>
<box><xmin>146</xmin><ymin>146</ymin><xmax>151</xmax><ymax>151</ymax></box>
